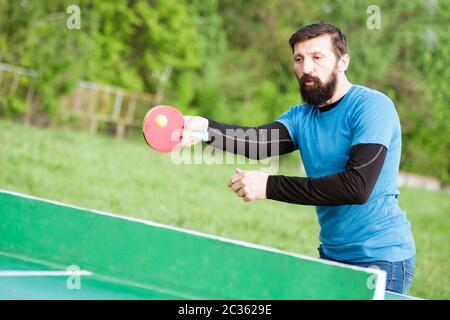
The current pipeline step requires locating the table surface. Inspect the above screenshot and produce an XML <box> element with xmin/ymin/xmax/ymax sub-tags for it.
<box><xmin>0</xmin><ymin>190</ymin><xmax>419</xmax><ymax>300</ymax></box>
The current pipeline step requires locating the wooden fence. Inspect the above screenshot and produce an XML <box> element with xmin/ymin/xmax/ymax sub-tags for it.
<box><xmin>0</xmin><ymin>62</ymin><xmax>156</xmax><ymax>138</ymax></box>
<box><xmin>61</xmin><ymin>81</ymin><xmax>155</xmax><ymax>138</ymax></box>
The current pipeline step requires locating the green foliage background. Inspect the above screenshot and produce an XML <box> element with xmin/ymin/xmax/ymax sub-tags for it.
<box><xmin>0</xmin><ymin>0</ymin><xmax>448</xmax><ymax>182</ymax></box>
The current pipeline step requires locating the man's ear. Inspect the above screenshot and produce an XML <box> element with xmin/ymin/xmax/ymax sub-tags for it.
<box><xmin>338</xmin><ymin>53</ymin><xmax>350</xmax><ymax>73</ymax></box>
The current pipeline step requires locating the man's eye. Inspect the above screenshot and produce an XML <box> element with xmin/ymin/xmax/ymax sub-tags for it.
<box><xmin>295</xmin><ymin>58</ymin><xmax>302</xmax><ymax>62</ymax></box>
<box><xmin>314</xmin><ymin>56</ymin><xmax>323</xmax><ymax>60</ymax></box>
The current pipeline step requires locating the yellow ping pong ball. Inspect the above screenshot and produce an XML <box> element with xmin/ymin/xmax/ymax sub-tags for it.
<box><xmin>154</xmin><ymin>114</ymin><xmax>168</xmax><ymax>128</ymax></box>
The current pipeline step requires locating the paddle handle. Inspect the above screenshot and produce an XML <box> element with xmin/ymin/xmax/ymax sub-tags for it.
<box><xmin>186</xmin><ymin>130</ymin><xmax>209</xmax><ymax>142</ymax></box>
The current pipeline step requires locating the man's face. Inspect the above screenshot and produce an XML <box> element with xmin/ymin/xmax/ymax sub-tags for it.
<box><xmin>293</xmin><ymin>35</ymin><xmax>340</xmax><ymax>107</ymax></box>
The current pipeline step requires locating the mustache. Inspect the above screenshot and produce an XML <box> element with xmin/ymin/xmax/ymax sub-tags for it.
<box><xmin>299</xmin><ymin>74</ymin><xmax>321</xmax><ymax>85</ymax></box>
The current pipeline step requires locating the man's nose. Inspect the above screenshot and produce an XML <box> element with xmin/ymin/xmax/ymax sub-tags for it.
<box><xmin>302</xmin><ymin>58</ymin><xmax>314</xmax><ymax>74</ymax></box>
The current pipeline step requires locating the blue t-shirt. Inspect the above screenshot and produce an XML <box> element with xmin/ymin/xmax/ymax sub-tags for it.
<box><xmin>276</xmin><ymin>84</ymin><xmax>415</xmax><ymax>262</ymax></box>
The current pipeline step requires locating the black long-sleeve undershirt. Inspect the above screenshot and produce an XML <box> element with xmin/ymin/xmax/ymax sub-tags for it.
<box><xmin>205</xmin><ymin>118</ymin><xmax>387</xmax><ymax>206</ymax></box>
<box><xmin>266</xmin><ymin>144</ymin><xmax>387</xmax><ymax>205</ymax></box>
<box><xmin>206</xmin><ymin>118</ymin><xmax>296</xmax><ymax>159</ymax></box>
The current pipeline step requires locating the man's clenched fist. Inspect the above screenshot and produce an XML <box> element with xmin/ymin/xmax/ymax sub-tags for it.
<box><xmin>227</xmin><ymin>168</ymin><xmax>269</xmax><ymax>202</ymax></box>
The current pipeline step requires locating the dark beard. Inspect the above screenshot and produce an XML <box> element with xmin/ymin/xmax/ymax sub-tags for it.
<box><xmin>297</xmin><ymin>70</ymin><xmax>338</xmax><ymax>108</ymax></box>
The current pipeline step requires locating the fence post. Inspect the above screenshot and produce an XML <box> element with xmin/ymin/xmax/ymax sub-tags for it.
<box><xmin>22</xmin><ymin>77</ymin><xmax>36</xmax><ymax>125</ymax></box>
<box><xmin>113</xmin><ymin>89</ymin><xmax>125</xmax><ymax>138</ymax></box>
<box><xmin>11</xmin><ymin>69</ymin><xmax>20</xmax><ymax>93</ymax></box>
<box><xmin>87</xmin><ymin>84</ymin><xmax>98</xmax><ymax>134</ymax></box>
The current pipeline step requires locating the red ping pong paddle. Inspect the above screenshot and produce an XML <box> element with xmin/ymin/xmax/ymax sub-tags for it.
<box><xmin>142</xmin><ymin>105</ymin><xmax>208</xmax><ymax>153</ymax></box>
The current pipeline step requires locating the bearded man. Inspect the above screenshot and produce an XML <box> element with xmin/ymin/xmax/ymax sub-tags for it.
<box><xmin>182</xmin><ymin>23</ymin><xmax>416</xmax><ymax>295</ymax></box>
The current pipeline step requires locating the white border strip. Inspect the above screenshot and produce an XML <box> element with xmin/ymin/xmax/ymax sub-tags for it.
<box><xmin>373</xmin><ymin>270</ymin><xmax>386</xmax><ymax>300</ymax></box>
<box><xmin>385</xmin><ymin>291</ymin><xmax>422</xmax><ymax>300</ymax></box>
<box><xmin>0</xmin><ymin>270</ymin><xmax>91</xmax><ymax>277</ymax></box>
<box><xmin>0</xmin><ymin>188</ymin><xmax>386</xmax><ymax>299</ymax></box>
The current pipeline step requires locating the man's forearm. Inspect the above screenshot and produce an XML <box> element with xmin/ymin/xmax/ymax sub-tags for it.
<box><xmin>206</xmin><ymin>118</ymin><xmax>296</xmax><ymax>160</ymax></box>
<box><xmin>266</xmin><ymin>144</ymin><xmax>387</xmax><ymax>206</ymax></box>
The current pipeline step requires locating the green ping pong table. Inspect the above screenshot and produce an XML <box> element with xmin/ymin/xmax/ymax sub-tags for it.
<box><xmin>0</xmin><ymin>189</ymin><xmax>418</xmax><ymax>300</ymax></box>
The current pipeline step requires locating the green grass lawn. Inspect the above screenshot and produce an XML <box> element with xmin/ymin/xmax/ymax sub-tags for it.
<box><xmin>0</xmin><ymin>119</ymin><xmax>448</xmax><ymax>299</ymax></box>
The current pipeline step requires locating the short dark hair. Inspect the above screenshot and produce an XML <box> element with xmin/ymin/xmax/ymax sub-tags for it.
<box><xmin>289</xmin><ymin>23</ymin><xmax>348</xmax><ymax>59</ymax></box>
